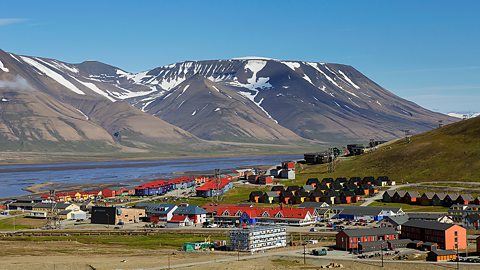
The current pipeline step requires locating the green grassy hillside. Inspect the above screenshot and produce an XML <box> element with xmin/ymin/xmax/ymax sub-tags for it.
<box><xmin>299</xmin><ymin>117</ymin><xmax>480</xmax><ymax>184</ymax></box>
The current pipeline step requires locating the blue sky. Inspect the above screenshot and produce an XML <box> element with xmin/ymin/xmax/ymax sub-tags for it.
<box><xmin>1</xmin><ymin>0</ymin><xmax>479</xmax><ymax>113</ymax></box>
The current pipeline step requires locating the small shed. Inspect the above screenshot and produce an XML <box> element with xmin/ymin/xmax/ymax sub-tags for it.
<box><xmin>358</xmin><ymin>241</ymin><xmax>386</xmax><ymax>253</ymax></box>
<box><xmin>427</xmin><ymin>249</ymin><xmax>457</xmax><ymax>262</ymax></box>
<box><xmin>387</xmin><ymin>239</ymin><xmax>411</xmax><ymax>250</ymax></box>
<box><xmin>421</xmin><ymin>242</ymin><xmax>438</xmax><ymax>251</ymax></box>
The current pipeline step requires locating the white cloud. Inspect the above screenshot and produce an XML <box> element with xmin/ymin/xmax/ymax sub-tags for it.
<box><xmin>0</xmin><ymin>18</ymin><xmax>28</xmax><ymax>26</ymax></box>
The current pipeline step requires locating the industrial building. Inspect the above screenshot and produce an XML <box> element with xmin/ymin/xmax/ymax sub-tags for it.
<box><xmin>229</xmin><ymin>226</ymin><xmax>287</xmax><ymax>252</ymax></box>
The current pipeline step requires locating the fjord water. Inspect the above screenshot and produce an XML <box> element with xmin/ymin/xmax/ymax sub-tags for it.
<box><xmin>0</xmin><ymin>155</ymin><xmax>301</xmax><ymax>198</ymax></box>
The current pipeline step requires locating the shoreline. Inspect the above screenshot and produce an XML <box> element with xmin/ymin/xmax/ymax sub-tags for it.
<box><xmin>1</xmin><ymin>155</ymin><xmax>302</xmax><ymax>200</ymax></box>
<box><xmin>0</xmin><ymin>152</ymin><xmax>305</xmax><ymax>167</ymax></box>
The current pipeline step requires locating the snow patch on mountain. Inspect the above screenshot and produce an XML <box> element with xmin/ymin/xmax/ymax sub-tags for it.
<box><xmin>117</xmin><ymin>69</ymin><xmax>151</xmax><ymax>84</ymax></box>
<box><xmin>20</xmin><ymin>56</ymin><xmax>86</xmax><ymax>95</ymax></box>
<box><xmin>158</xmin><ymin>76</ymin><xmax>187</xmax><ymax>91</ymax></box>
<box><xmin>0</xmin><ymin>60</ymin><xmax>9</xmax><ymax>72</ymax></box>
<box><xmin>282</xmin><ymin>61</ymin><xmax>300</xmax><ymax>71</ymax></box>
<box><xmin>8</xmin><ymin>53</ymin><xmax>21</xmax><ymax>63</ymax></box>
<box><xmin>49</xmin><ymin>61</ymin><xmax>79</xmax><ymax>74</ymax></box>
<box><xmin>70</xmin><ymin>76</ymin><xmax>116</xmax><ymax>102</ymax></box>
<box><xmin>447</xmin><ymin>112</ymin><xmax>480</xmax><ymax>119</ymax></box>
<box><xmin>230</xmin><ymin>60</ymin><xmax>272</xmax><ymax>91</ymax></box>
<box><xmin>75</xmin><ymin>108</ymin><xmax>89</xmax><ymax>120</ymax></box>
<box><xmin>338</xmin><ymin>70</ymin><xmax>360</xmax><ymax>89</ymax></box>
<box><xmin>211</xmin><ymin>85</ymin><xmax>221</xmax><ymax>92</ymax></box>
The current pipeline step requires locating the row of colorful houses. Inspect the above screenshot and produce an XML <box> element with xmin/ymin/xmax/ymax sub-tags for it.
<box><xmin>39</xmin><ymin>187</ymin><xmax>134</xmax><ymax>202</ymax></box>
<box><xmin>248</xmin><ymin>176</ymin><xmax>392</xmax><ymax>205</ymax></box>
<box><xmin>201</xmin><ymin>203</ymin><xmax>317</xmax><ymax>226</ymax></box>
<box><xmin>134</xmin><ymin>177</ymin><xmax>196</xmax><ymax>196</ymax></box>
<box><xmin>383</xmin><ymin>190</ymin><xmax>477</xmax><ymax>207</ymax></box>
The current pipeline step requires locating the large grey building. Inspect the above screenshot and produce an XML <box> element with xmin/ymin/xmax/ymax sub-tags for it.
<box><xmin>229</xmin><ymin>226</ymin><xmax>287</xmax><ymax>252</ymax></box>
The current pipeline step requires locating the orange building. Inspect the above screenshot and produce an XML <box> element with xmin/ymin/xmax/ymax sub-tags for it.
<box><xmin>401</xmin><ymin>220</ymin><xmax>467</xmax><ymax>250</ymax></box>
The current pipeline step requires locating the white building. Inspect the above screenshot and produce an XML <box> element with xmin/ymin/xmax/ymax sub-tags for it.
<box><xmin>229</xmin><ymin>226</ymin><xmax>287</xmax><ymax>252</ymax></box>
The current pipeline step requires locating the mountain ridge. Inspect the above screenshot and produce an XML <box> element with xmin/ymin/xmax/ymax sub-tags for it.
<box><xmin>0</xmin><ymin>49</ymin><xmax>457</xmax><ymax>152</ymax></box>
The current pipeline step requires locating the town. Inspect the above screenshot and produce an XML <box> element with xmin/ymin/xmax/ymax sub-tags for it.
<box><xmin>2</xmin><ymin>155</ymin><xmax>480</xmax><ymax>269</ymax></box>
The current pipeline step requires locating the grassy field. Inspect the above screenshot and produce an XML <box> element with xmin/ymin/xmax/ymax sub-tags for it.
<box><xmin>3</xmin><ymin>234</ymin><xmax>227</xmax><ymax>250</ymax></box>
<box><xmin>369</xmin><ymin>201</ymin><xmax>449</xmax><ymax>212</ymax></box>
<box><xmin>292</xmin><ymin>117</ymin><xmax>480</xmax><ymax>184</ymax></box>
<box><xmin>0</xmin><ymin>216</ymin><xmax>45</xmax><ymax>231</ymax></box>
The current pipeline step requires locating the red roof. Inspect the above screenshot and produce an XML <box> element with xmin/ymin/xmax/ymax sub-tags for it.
<box><xmin>202</xmin><ymin>204</ymin><xmax>313</xmax><ymax>219</ymax></box>
<box><xmin>135</xmin><ymin>177</ymin><xmax>194</xmax><ymax>190</ymax></box>
<box><xmin>196</xmin><ymin>178</ymin><xmax>231</xmax><ymax>191</ymax></box>
<box><xmin>135</xmin><ymin>179</ymin><xmax>169</xmax><ymax>190</ymax></box>
<box><xmin>169</xmin><ymin>215</ymin><xmax>189</xmax><ymax>222</ymax></box>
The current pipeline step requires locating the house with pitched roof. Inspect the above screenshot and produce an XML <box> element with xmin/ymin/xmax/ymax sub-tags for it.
<box><xmin>135</xmin><ymin>203</ymin><xmax>178</xmax><ymax>222</ymax></box>
<box><xmin>196</xmin><ymin>178</ymin><xmax>233</xmax><ymax>198</ymax></box>
<box><xmin>166</xmin><ymin>215</ymin><xmax>193</xmax><ymax>228</ymax></box>
<box><xmin>173</xmin><ymin>204</ymin><xmax>207</xmax><ymax>224</ymax></box>
<box><xmin>419</xmin><ymin>192</ymin><xmax>435</xmax><ymax>206</ymax></box>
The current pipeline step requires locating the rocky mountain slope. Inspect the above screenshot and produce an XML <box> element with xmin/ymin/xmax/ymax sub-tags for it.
<box><xmin>0</xmin><ymin>50</ymin><xmax>199</xmax><ymax>152</ymax></box>
<box><xmin>0</xmin><ymin>50</ymin><xmax>456</xmax><ymax>152</ymax></box>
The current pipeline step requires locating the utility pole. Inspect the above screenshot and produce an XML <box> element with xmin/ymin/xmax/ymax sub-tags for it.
<box><xmin>327</xmin><ymin>148</ymin><xmax>335</xmax><ymax>173</ymax></box>
<box><xmin>457</xmin><ymin>244</ymin><xmax>459</xmax><ymax>270</ymax></box>
<box><xmin>303</xmin><ymin>243</ymin><xmax>306</xmax><ymax>264</ymax></box>
<box><xmin>402</xmin><ymin>129</ymin><xmax>411</xmax><ymax>144</ymax></box>
<box><xmin>381</xmin><ymin>241</ymin><xmax>384</xmax><ymax>268</ymax></box>
<box><xmin>438</xmin><ymin>120</ymin><xmax>444</xmax><ymax>128</ymax></box>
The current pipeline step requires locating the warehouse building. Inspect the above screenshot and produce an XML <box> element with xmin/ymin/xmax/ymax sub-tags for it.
<box><xmin>229</xmin><ymin>226</ymin><xmax>287</xmax><ymax>252</ymax></box>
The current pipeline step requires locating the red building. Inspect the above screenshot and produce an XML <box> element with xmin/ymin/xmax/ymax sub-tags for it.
<box><xmin>336</xmin><ymin>227</ymin><xmax>398</xmax><ymax>250</ymax></box>
<box><xmin>401</xmin><ymin>220</ymin><xmax>467</xmax><ymax>250</ymax></box>
<box><xmin>282</xmin><ymin>161</ymin><xmax>295</xmax><ymax>170</ymax></box>
<box><xmin>101</xmin><ymin>188</ymin><xmax>116</xmax><ymax>198</ymax></box>
<box><xmin>258</xmin><ymin>175</ymin><xmax>273</xmax><ymax>185</ymax></box>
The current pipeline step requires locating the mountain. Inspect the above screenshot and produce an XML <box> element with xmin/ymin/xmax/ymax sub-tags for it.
<box><xmin>0</xmin><ymin>50</ymin><xmax>199</xmax><ymax>152</ymax></box>
<box><xmin>447</xmin><ymin>112</ymin><xmax>480</xmax><ymax>119</ymax></box>
<box><xmin>303</xmin><ymin>116</ymin><xmax>480</xmax><ymax>183</ymax></box>
<box><xmin>144</xmin><ymin>74</ymin><xmax>302</xmax><ymax>142</ymax></box>
<box><xmin>121</xmin><ymin>57</ymin><xmax>455</xmax><ymax>142</ymax></box>
<box><xmin>0</xmin><ymin>50</ymin><xmax>456</xmax><ymax>154</ymax></box>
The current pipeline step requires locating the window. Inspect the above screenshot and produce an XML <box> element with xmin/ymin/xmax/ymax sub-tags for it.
<box><xmin>454</xmin><ymin>231</ymin><xmax>458</xmax><ymax>236</ymax></box>
<box><xmin>454</xmin><ymin>244</ymin><xmax>458</xmax><ymax>249</ymax></box>
<box><xmin>455</xmin><ymin>237</ymin><xmax>458</xmax><ymax>242</ymax></box>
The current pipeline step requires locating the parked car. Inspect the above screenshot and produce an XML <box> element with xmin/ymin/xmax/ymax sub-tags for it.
<box><xmin>305</xmin><ymin>239</ymin><xmax>319</xmax><ymax>244</ymax></box>
<box><xmin>311</xmin><ymin>248</ymin><xmax>327</xmax><ymax>256</ymax></box>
